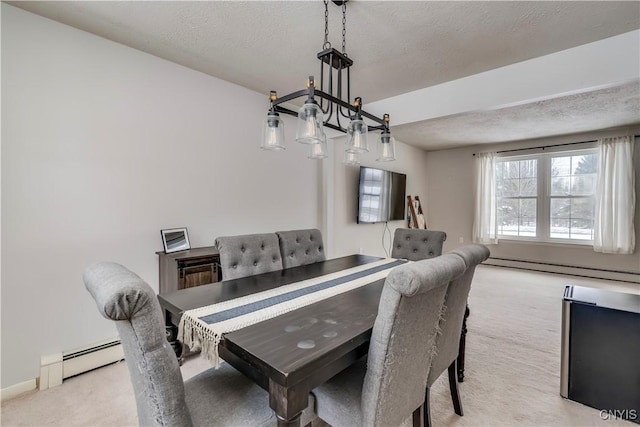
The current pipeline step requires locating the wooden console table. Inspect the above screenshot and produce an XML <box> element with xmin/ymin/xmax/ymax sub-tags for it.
<box><xmin>156</xmin><ymin>246</ymin><xmax>221</xmax><ymax>294</ymax></box>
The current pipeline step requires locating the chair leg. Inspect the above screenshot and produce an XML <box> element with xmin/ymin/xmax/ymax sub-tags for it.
<box><xmin>448</xmin><ymin>361</ymin><xmax>464</xmax><ymax>416</ymax></box>
<box><xmin>423</xmin><ymin>387</ymin><xmax>432</xmax><ymax>427</ymax></box>
<box><xmin>309</xmin><ymin>391</ymin><xmax>318</xmax><ymax>413</ymax></box>
<box><xmin>457</xmin><ymin>304</ymin><xmax>470</xmax><ymax>382</ymax></box>
<box><xmin>165</xmin><ymin>324</ymin><xmax>184</xmax><ymax>364</ymax></box>
<box><xmin>412</xmin><ymin>403</ymin><xmax>425</xmax><ymax>427</ymax></box>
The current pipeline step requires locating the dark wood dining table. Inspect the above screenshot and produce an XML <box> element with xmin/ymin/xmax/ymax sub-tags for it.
<box><xmin>157</xmin><ymin>254</ymin><xmax>385</xmax><ymax>427</ymax></box>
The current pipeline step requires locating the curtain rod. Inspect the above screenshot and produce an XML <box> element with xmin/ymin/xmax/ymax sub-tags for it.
<box><xmin>472</xmin><ymin>134</ymin><xmax>640</xmax><ymax>157</ymax></box>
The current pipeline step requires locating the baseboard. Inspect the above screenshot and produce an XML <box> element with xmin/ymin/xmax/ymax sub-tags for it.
<box><xmin>1</xmin><ymin>378</ymin><xmax>37</xmax><ymax>401</ymax></box>
<box><xmin>62</xmin><ymin>339</ymin><xmax>123</xmax><ymax>379</ymax></box>
<box><xmin>40</xmin><ymin>353</ymin><xmax>63</xmax><ymax>391</ymax></box>
<box><xmin>39</xmin><ymin>338</ymin><xmax>124</xmax><ymax>391</ymax></box>
<box><xmin>485</xmin><ymin>257</ymin><xmax>640</xmax><ymax>284</ymax></box>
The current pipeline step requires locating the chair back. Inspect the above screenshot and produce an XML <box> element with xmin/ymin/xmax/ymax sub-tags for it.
<box><xmin>361</xmin><ymin>254</ymin><xmax>467</xmax><ymax>427</ymax></box>
<box><xmin>83</xmin><ymin>262</ymin><xmax>192</xmax><ymax>426</ymax></box>
<box><xmin>215</xmin><ymin>233</ymin><xmax>283</xmax><ymax>280</ymax></box>
<box><xmin>276</xmin><ymin>228</ymin><xmax>326</xmax><ymax>269</ymax></box>
<box><xmin>391</xmin><ymin>228</ymin><xmax>447</xmax><ymax>261</ymax></box>
<box><xmin>427</xmin><ymin>244</ymin><xmax>490</xmax><ymax>386</ymax></box>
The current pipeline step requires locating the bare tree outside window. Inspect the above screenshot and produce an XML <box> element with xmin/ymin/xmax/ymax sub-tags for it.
<box><xmin>496</xmin><ymin>158</ymin><xmax>537</xmax><ymax>237</ymax></box>
<box><xmin>495</xmin><ymin>149</ymin><xmax>597</xmax><ymax>243</ymax></box>
<box><xmin>550</xmin><ymin>154</ymin><xmax>596</xmax><ymax>240</ymax></box>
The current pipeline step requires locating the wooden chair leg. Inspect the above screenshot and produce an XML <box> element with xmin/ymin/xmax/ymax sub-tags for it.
<box><xmin>423</xmin><ymin>387</ymin><xmax>432</xmax><ymax>427</ymax></box>
<box><xmin>448</xmin><ymin>361</ymin><xmax>464</xmax><ymax>416</ymax></box>
<box><xmin>165</xmin><ymin>324</ymin><xmax>185</xmax><ymax>364</ymax></box>
<box><xmin>457</xmin><ymin>304</ymin><xmax>470</xmax><ymax>382</ymax></box>
<box><xmin>412</xmin><ymin>403</ymin><xmax>425</xmax><ymax>427</ymax></box>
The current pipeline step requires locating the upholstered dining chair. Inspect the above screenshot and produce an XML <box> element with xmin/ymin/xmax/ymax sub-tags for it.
<box><xmin>424</xmin><ymin>244</ymin><xmax>490</xmax><ymax>427</ymax></box>
<box><xmin>84</xmin><ymin>262</ymin><xmax>315</xmax><ymax>427</ymax></box>
<box><xmin>312</xmin><ymin>254</ymin><xmax>467</xmax><ymax>427</ymax></box>
<box><xmin>215</xmin><ymin>233</ymin><xmax>283</xmax><ymax>280</ymax></box>
<box><xmin>391</xmin><ymin>228</ymin><xmax>447</xmax><ymax>261</ymax></box>
<box><xmin>391</xmin><ymin>228</ymin><xmax>473</xmax><ymax>385</ymax></box>
<box><xmin>276</xmin><ymin>228</ymin><xmax>326</xmax><ymax>269</ymax></box>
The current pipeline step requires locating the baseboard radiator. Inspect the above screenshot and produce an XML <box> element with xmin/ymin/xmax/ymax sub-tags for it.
<box><xmin>40</xmin><ymin>339</ymin><xmax>124</xmax><ymax>390</ymax></box>
<box><xmin>484</xmin><ymin>257</ymin><xmax>640</xmax><ymax>284</ymax></box>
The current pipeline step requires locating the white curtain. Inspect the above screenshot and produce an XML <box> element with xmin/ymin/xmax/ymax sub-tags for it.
<box><xmin>472</xmin><ymin>152</ymin><xmax>498</xmax><ymax>244</ymax></box>
<box><xmin>593</xmin><ymin>135</ymin><xmax>636</xmax><ymax>254</ymax></box>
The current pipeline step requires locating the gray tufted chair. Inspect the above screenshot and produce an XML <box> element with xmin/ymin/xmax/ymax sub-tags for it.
<box><xmin>424</xmin><ymin>244</ymin><xmax>490</xmax><ymax>427</ymax></box>
<box><xmin>391</xmin><ymin>228</ymin><xmax>447</xmax><ymax>261</ymax></box>
<box><xmin>312</xmin><ymin>254</ymin><xmax>467</xmax><ymax>427</ymax></box>
<box><xmin>392</xmin><ymin>228</ymin><xmax>474</xmax><ymax>387</ymax></box>
<box><xmin>276</xmin><ymin>229</ymin><xmax>326</xmax><ymax>269</ymax></box>
<box><xmin>215</xmin><ymin>233</ymin><xmax>283</xmax><ymax>280</ymax></box>
<box><xmin>83</xmin><ymin>262</ymin><xmax>287</xmax><ymax>427</ymax></box>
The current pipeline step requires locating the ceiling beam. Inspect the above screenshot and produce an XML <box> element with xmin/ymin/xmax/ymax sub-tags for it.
<box><xmin>366</xmin><ymin>30</ymin><xmax>640</xmax><ymax>128</ymax></box>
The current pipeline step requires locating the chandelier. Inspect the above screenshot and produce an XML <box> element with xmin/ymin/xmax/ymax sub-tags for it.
<box><xmin>260</xmin><ymin>0</ymin><xmax>396</xmax><ymax>164</ymax></box>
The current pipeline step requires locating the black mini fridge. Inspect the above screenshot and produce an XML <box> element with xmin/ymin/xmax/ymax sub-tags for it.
<box><xmin>561</xmin><ymin>285</ymin><xmax>640</xmax><ymax>424</ymax></box>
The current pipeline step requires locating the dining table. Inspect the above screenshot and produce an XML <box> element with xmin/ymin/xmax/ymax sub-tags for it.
<box><xmin>157</xmin><ymin>254</ymin><xmax>390</xmax><ymax>427</ymax></box>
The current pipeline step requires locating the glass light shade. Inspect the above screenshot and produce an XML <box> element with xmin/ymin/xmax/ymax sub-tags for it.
<box><xmin>296</xmin><ymin>103</ymin><xmax>324</xmax><ymax>144</ymax></box>
<box><xmin>308</xmin><ymin>134</ymin><xmax>328</xmax><ymax>159</ymax></box>
<box><xmin>343</xmin><ymin>150</ymin><xmax>360</xmax><ymax>165</ymax></box>
<box><xmin>260</xmin><ymin>113</ymin><xmax>285</xmax><ymax>150</ymax></box>
<box><xmin>345</xmin><ymin>119</ymin><xmax>368</xmax><ymax>153</ymax></box>
<box><xmin>376</xmin><ymin>132</ymin><xmax>396</xmax><ymax>161</ymax></box>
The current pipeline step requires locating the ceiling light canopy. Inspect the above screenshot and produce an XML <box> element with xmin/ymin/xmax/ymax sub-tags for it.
<box><xmin>261</xmin><ymin>0</ymin><xmax>395</xmax><ymax>163</ymax></box>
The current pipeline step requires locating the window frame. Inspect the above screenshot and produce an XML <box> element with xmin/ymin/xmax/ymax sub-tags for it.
<box><xmin>496</xmin><ymin>147</ymin><xmax>598</xmax><ymax>246</ymax></box>
<box><xmin>495</xmin><ymin>154</ymin><xmax>540</xmax><ymax>240</ymax></box>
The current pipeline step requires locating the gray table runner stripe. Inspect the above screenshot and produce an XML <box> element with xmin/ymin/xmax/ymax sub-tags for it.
<box><xmin>199</xmin><ymin>259</ymin><xmax>406</xmax><ymax>324</ymax></box>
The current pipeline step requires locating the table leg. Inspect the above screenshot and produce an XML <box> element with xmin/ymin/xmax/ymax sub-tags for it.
<box><xmin>457</xmin><ymin>304</ymin><xmax>470</xmax><ymax>382</ymax></box>
<box><xmin>269</xmin><ymin>380</ymin><xmax>308</xmax><ymax>427</ymax></box>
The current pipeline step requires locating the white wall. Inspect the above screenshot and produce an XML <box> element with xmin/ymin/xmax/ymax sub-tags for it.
<box><xmin>328</xmin><ymin>136</ymin><xmax>430</xmax><ymax>258</ymax></box>
<box><xmin>425</xmin><ymin>128</ymin><xmax>640</xmax><ymax>277</ymax></box>
<box><xmin>1</xmin><ymin>5</ymin><xmax>322</xmax><ymax>388</ymax></box>
<box><xmin>1</xmin><ymin>4</ymin><xmax>433</xmax><ymax>390</ymax></box>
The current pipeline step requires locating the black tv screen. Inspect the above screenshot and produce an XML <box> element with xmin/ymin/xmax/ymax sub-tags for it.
<box><xmin>357</xmin><ymin>166</ymin><xmax>407</xmax><ymax>223</ymax></box>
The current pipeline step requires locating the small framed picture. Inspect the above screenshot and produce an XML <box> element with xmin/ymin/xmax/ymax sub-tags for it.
<box><xmin>161</xmin><ymin>228</ymin><xmax>191</xmax><ymax>254</ymax></box>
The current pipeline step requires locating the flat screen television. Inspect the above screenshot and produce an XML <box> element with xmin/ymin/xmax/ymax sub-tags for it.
<box><xmin>357</xmin><ymin>166</ymin><xmax>407</xmax><ymax>223</ymax></box>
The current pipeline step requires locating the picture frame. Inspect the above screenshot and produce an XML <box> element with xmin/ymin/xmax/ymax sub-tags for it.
<box><xmin>161</xmin><ymin>227</ymin><xmax>191</xmax><ymax>254</ymax></box>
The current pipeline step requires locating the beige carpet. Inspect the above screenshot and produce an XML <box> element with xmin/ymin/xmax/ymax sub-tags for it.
<box><xmin>2</xmin><ymin>265</ymin><xmax>637</xmax><ymax>426</ymax></box>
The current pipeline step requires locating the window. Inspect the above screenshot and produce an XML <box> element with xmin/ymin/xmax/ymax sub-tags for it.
<box><xmin>549</xmin><ymin>153</ymin><xmax>597</xmax><ymax>240</ymax></box>
<box><xmin>496</xmin><ymin>149</ymin><xmax>597</xmax><ymax>244</ymax></box>
<box><xmin>496</xmin><ymin>157</ymin><xmax>537</xmax><ymax>237</ymax></box>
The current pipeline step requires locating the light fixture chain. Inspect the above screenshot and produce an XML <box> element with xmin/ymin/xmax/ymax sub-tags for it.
<box><xmin>323</xmin><ymin>0</ymin><xmax>331</xmax><ymax>50</ymax></box>
<box><xmin>342</xmin><ymin>0</ymin><xmax>347</xmax><ymax>55</ymax></box>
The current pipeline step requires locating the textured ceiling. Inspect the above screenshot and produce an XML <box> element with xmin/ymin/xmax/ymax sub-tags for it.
<box><xmin>392</xmin><ymin>81</ymin><xmax>640</xmax><ymax>151</ymax></box>
<box><xmin>7</xmin><ymin>1</ymin><xmax>640</xmax><ymax>150</ymax></box>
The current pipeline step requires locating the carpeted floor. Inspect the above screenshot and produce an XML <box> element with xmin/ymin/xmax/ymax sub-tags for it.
<box><xmin>1</xmin><ymin>265</ymin><xmax>637</xmax><ymax>426</ymax></box>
